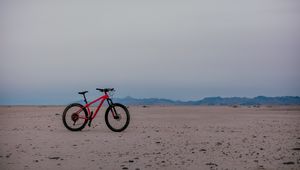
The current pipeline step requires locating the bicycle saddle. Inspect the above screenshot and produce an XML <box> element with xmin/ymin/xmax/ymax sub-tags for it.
<box><xmin>78</xmin><ymin>91</ymin><xmax>88</xmax><ymax>95</ymax></box>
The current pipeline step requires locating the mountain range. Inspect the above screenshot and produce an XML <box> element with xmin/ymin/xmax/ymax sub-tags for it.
<box><xmin>113</xmin><ymin>96</ymin><xmax>300</xmax><ymax>106</ymax></box>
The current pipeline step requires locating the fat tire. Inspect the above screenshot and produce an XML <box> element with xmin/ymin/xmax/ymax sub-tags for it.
<box><xmin>105</xmin><ymin>103</ymin><xmax>130</xmax><ymax>132</ymax></box>
<box><xmin>62</xmin><ymin>103</ymin><xmax>88</xmax><ymax>131</ymax></box>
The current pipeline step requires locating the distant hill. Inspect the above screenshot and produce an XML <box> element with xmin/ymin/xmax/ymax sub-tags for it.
<box><xmin>114</xmin><ymin>96</ymin><xmax>300</xmax><ymax>106</ymax></box>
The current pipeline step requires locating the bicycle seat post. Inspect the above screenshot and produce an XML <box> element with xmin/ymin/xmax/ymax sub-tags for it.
<box><xmin>78</xmin><ymin>91</ymin><xmax>88</xmax><ymax>104</ymax></box>
<box><xmin>82</xmin><ymin>94</ymin><xmax>88</xmax><ymax>104</ymax></box>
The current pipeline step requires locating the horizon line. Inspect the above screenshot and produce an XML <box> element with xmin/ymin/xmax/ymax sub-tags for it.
<box><xmin>0</xmin><ymin>95</ymin><xmax>299</xmax><ymax>106</ymax></box>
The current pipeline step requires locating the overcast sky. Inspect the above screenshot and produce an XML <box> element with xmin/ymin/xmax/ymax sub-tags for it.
<box><xmin>1</xmin><ymin>0</ymin><xmax>300</xmax><ymax>104</ymax></box>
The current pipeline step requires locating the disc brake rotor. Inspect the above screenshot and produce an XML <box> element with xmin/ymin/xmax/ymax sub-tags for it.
<box><xmin>114</xmin><ymin>114</ymin><xmax>122</xmax><ymax>121</ymax></box>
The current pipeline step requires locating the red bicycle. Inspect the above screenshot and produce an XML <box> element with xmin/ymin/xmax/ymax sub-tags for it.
<box><xmin>62</xmin><ymin>88</ymin><xmax>130</xmax><ymax>132</ymax></box>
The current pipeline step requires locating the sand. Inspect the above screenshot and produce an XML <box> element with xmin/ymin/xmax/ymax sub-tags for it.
<box><xmin>0</xmin><ymin>105</ymin><xmax>299</xmax><ymax>170</ymax></box>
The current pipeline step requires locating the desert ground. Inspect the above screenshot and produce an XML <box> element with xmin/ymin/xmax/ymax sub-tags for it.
<box><xmin>0</xmin><ymin>105</ymin><xmax>299</xmax><ymax>170</ymax></box>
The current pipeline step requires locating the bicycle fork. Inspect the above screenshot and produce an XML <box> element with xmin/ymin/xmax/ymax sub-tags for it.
<box><xmin>107</xmin><ymin>98</ymin><xmax>119</xmax><ymax>119</ymax></box>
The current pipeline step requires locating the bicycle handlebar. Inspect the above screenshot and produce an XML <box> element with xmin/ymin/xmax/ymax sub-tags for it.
<box><xmin>96</xmin><ymin>88</ymin><xmax>115</xmax><ymax>93</ymax></box>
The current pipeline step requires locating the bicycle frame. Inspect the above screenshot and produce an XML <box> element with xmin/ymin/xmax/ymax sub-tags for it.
<box><xmin>76</xmin><ymin>93</ymin><xmax>114</xmax><ymax>120</ymax></box>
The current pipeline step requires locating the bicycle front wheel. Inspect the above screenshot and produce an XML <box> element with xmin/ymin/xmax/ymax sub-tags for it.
<box><xmin>62</xmin><ymin>103</ymin><xmax>88</xmax><ymax>131</ymax></box>
<box><xmin>105</xmin><ymin>103</ymin><xmax>130</xmax><ymax>132</ymax></box>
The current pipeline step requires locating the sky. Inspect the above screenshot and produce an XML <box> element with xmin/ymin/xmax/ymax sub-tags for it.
<box><xmin>0</xmin><ymin>0</ymin><xmax>300</xmax><ymax>104</ymax></box>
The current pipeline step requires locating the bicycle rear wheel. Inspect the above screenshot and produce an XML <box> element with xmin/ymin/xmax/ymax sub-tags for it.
<box><xmin>105</xmin><ymin>103</ymin><xmax>130</xmax><ymax>132</ymax></box>
<box><xmin>62</xmin><ymin>103</ymin><xmax>88</xmax><ymax>131</ymax></box>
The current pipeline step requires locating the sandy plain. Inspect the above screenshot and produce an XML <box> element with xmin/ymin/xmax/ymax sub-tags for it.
<box><xmin>0</xmin><ymin>105</ymin><xmax>299</xmax><ymax>170</ymax></box>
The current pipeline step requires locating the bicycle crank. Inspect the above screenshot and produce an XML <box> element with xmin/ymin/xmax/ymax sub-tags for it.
<box><xmin>88</xmin><ymin>111</ymin><xmax>94</xmax><ymax>127</ymax></box>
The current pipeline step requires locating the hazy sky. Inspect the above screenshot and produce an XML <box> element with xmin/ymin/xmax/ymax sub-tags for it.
<box><xmin>1</xmin><ymin>0</ymin><xmax>300</xmax><ymax>104</ymax></box>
